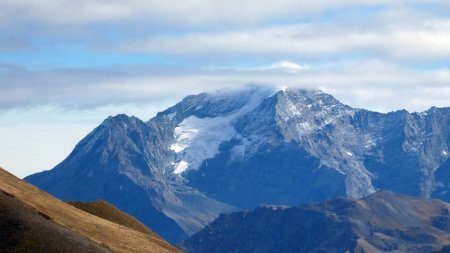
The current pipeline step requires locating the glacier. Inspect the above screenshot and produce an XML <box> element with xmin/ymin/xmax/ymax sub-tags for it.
<box><xmin>170</xmin><ymin>87</ymin><xmax>274</xmax><ymax>174</ymax></box>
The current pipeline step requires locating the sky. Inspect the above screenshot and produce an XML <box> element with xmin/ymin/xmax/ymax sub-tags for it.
<box><xmin>1</xmin><ymin>1</ymin><xmax>450</xmax><ymax>178</ymax></box>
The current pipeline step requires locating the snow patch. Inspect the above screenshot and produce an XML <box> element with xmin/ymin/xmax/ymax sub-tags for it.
<box><xmin>364</xmin><ymin>136</ymin><xmax>376</xmax><ymax>149</ymax></box>
<box><xmin>277</xmin><ymin>89</ymin><xmax>354</xmax><ymax>137</ymax></box>
<box><xmin>166</xmin><ymin>112</ymin><xmax>177</xmax><ymax>120</ymax></box>
<box><xmin>173</xmin><ymin>161</ymin><xmax>190</xmax><ymax>174</ymax></box>
<box><xmin>230</xmin><ymin>139</ymin><xmax>247</xmax><ymax>160</ymax></box>
<box><xmin>231</xmin><ymin>133</ymin><xmax>272</xmax><ymax>162</ymax></box>
<box><xmin>276</xmin><ymin>89</ymin><xmax>374</xmax><ymax>198</ymax></box>
<box><xmin>171</xmin><ymin>115</ymin><xmax>236</xmax><ymax>174</ymax></box>
<box><xmin>170</xmin><ymin>127</ymin><xmax>199</xmax><ymax>153</ymax></box>
<box><xmin>170</xmin><ymin>88</ymin><xmax>272</xmax><ymax>174</ymax></box>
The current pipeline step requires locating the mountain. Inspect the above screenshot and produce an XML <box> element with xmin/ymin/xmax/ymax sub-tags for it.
<box><xmin>182</xmin><ymin>191</ymin><xmax>450</xmax><ymax>253</ymax></box>
<box><xmin>433</xmin><ymin>245</ymin><xmax>450</xmax><ymax>253</ymax></box>
<box><xmin>24</xmin><ymin>113</ymin><xmax>235</xmax><ymax>243</ymax></box>
<box><xmin>0</xmin><ymin>167</ymin><xmax>180</xmax><ymax>253</ymax></box>
<box><xmin>25</xmin><ymin>86</ymin><xmax>450</xmax><ymax>243</ymax></box>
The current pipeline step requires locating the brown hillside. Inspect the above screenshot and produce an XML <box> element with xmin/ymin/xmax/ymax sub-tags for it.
<box><xmin>68</xmin><ymin>200</ymin><xmax>159</xmax><ymax>238</ymax></box>
<box><xmin>0</xmin><ymin>189</ymin><xmax>110</xmax><ymax>253</ymax></box>
<box><xmin>0</xmin><ymin>167</ymin><xmax>182</xmax><ymax>253</ymax></box>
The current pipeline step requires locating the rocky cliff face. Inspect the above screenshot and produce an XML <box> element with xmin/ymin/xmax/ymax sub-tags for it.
<box><xmin>25</xmin><ymin>86</ymin><xmax>450</xmax><ymax>243</ymax></box>
<box><xmin>25</xmin><ymin>114</ymin><xmax>234</xmax><ymax>243</ymax></box>
<box><xmin>182</xmin><ymin>191</ymin><xmax>450</xmax><ymax>253</ymax></box>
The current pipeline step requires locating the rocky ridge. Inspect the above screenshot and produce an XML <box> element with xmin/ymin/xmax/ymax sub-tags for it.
<box><xmin>25</xmin><ymin>86</ymin><xmax>450</xmax><ymax>243</ymax></box>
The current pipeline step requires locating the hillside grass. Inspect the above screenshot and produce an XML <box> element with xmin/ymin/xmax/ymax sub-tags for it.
<box><xmin>0</xmin><ymin>167</ymin><xmax>182</xmax><ymax>253</ymax></box>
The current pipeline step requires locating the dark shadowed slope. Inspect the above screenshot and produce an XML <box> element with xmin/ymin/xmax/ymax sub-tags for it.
<box><xmin>182</xmin><ymin>191</ymin><xmax>450</xmax><ymax>253</ymax></box>
<box><xmin>0</xmin><ymin>167</ymin><xmax>181</xmax><ymax>253</ymax></box>
<box><xmin>433</xmin><ymin>245</ymin><xmax>450</xmax><ymax>253</ymax></box>
<box><xmin>0</xmin><ymin>189</ymin><xmax>110</xmax><ymax>253</ymax></box>
<box><xmin>68</xmin><ymin>200</ymin><xmax>160</xmax><ymax>238</ymax></box>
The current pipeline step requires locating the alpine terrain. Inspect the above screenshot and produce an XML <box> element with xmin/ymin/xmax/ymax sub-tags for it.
<box><xmin>182</xmin><ymin>191</ymin><xmax>450</xmax><ymax>253</ymax></box>
<box><xmin>25</xmin><ymin>86</ymin><xmax>450</xmax><ymax>243</ymax></box>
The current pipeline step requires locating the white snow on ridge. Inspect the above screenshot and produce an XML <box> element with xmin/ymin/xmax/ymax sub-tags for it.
<box><xmin>277</xmin><ymin>89</ymin><xmax>355</xmax><ymax>138</ymax></box>
<box><xmin>170</xmin><ymin>115</ymin><xmax>236</xmax><ymax>174</ymax></box>
<box><xmin>170</xmin><ymin>88</ymin><xmax>273</xmax><ymax>174</ymax></box>
<box><xmin>173</xmin><ymin>161</ymin><xmax>190</xmax><ymax>174</ymax></box>
<box><xmin>166</xmin><ymin>112</ymin><xmax>177</xmax><ymax>120</ymax></box>
<box><xmin>169</xmin><ymin>127</ymin><xmax>199</xmax><ymax>153</ymax></box>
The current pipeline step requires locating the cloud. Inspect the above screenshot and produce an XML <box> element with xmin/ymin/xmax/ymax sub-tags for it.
<box><xmin>0</xmin><ymin>1</ymin><xmax>420</xmax><ymax>28</ymax></box>
<box><xmin>1</xmin><ymin>1</ymin><xmax>450</xmax><ymax>112</ymax></box>
<box><xmin>113</xmin><ymin>19</ymin><xmax>450</xmax><ymax>63</ymax></box>
<box><xmin>207</xmin><ymin>61</ymin><xmax>311</xmax><ymax>73</ymax></box>
<box><xmin>1</xmin><ymin>1</ymin><xmax>449</xmax><ymax>51</ymax></box>
<box><xmin>266</xmin><ymin>61</ymin><xmax>311</xmax><ymax>73</ymax></box>
<box><xmin>1</xmin><ymin>60</ymin><xmax>450</xmax><ymax>113</ymax></box>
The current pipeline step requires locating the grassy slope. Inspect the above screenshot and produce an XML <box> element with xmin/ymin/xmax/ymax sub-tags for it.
<box><xmin>0</xmin><ymin>167</ymin><xmax>182</xmax><ymax>253</ymax></box>
<box><xmin>67</xmin><ymin>200</ymin><xmax>160</xmax><ymax>238</ymax></box>
<box><xmin>0</xmin><ymin>190</ymin><xmax>111</xmax><ymax>253</ymax></box>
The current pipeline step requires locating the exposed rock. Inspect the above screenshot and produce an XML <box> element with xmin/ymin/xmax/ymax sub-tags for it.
<box><xmin>182</xmin><ymin>192</ymin><xmax>450</xmax><ymax>253</ymax></box>
<box><xmin>25</xmin><ymin>86</ymin><xmax>450</xmax><ymax>243</ymax></box>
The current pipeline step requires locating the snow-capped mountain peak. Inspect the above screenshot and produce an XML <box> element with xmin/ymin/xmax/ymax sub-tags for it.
<box><xmin>170</xmin><ymin>87</ymin><xmax>274</xmax><ymax>174</ymax></box>
<box><xmin>275</xmin><ymin>88</ymin><xmax>354</xmax><ymax>138</ymax></box>
<box><xmin>25</xmin><ymin>86</ymin><xmax>450</xmax><ymax>244</ymax></box>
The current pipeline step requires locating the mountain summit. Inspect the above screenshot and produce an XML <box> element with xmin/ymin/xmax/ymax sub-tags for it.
<box><xmin>25</xmin><ymin>86</ymin><xmax>450</xmax><ymax>243</ymax></box>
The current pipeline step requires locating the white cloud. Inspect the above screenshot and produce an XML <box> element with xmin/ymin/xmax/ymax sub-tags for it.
<box><xmin>114</xmin><ymin>19</ymin><xmax>450</xmax><ymax>62</ymax></box>
<box><xmin>268</xmin><ymin>61</ymin><xmax>311</xmax><ymax>73</ymax></box>
<box><xmin>1</xmin><ymin>60</ymin><xmax>449</xmax><ymax>113</ymax></box>
<box><xmin>207</xmin><ymin>61</ymin><xmax>311</xmax><ymax>73</ymax></box>
<box><xmin>0</xmin><ymin>0</ymin><xmax>424</xmax><ymax>27</ymax></box>
<box><xmin>1</xmin><ymin>1</ymin><xmax>449</xmax><ymax>51</ymax></box>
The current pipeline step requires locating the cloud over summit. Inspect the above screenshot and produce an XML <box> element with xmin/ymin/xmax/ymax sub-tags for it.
<box><xmin>1</xmin><ymin>1</ymin><xmax>450</xmax><ymax>118</ymax></box>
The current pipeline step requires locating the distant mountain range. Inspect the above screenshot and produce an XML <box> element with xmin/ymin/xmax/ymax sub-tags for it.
<box><xmin>182</xmin><ymin>191</ymin><xmax>450</xmax><ymax>253</ymax></box>
<box><xmin>25</xmin><ymin>86</ymin><xmax>450</xmax><ymax>243</ymax></box>
<box><xmin>0</xmin><ymin>167</ymin><xmax>179</xmax><ymax>253</ymax></box>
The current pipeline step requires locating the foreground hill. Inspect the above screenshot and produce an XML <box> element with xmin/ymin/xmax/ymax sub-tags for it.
<box><xmin>0</xmin><ymin>189</ymin><xmax>110</xmax><ymax>253</ymax></box>
<box><xmin>68</xmin><ymin>200</ymin><xmax>160</xmax><ymax>237</ymax></box>
<box><xmin>25</xmin><ymin>87</ymin><xmax>450</xmax><ymax>242</ymax></box>
<box><xmin>182</xmin><ymin>192</ymin><xmax>450</xmax><ymax>253</ymax></box>
<box><xmin>0</xmin><ymin>167</ymin><xmax>181</xmax><ymax>253</ymax></box>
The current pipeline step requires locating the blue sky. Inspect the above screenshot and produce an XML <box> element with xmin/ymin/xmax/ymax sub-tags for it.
<box><xmin>1</xmin><ymin>0</ymin><xmax>450</xmax><ymax>177</ymax></box>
